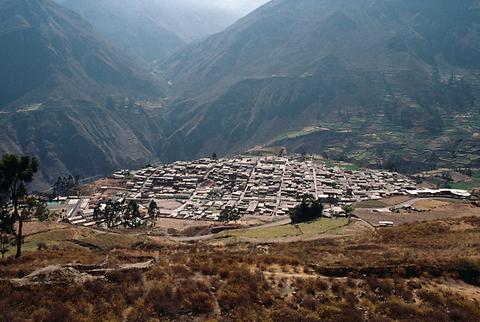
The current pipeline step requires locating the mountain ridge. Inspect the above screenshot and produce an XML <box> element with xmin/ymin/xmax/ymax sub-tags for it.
<box><xmin>161</xmin><ymin>0</ymin><xmax>480</xmax><ymax>171</ymax></box>
<box><xmin>0</xmin><ymin>0</ymin><xmax>166</xmax><ymax>189</ymax></box>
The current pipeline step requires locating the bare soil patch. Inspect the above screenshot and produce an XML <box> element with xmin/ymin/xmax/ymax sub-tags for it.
<box><xmin>79</xmin><ymin>178</ymin><xmax>121</xmax><ymax>195</ymax></box>
<box><xmin>154</xmin><ymin>218</ymin><xmax>213</xmax><ymax>231</ymax></box>
<box><xmin>21</xmin><ymin>221</ymin><xmax>72</xmax><ymax>236</ymax></box>
<box><xmin>157</xmin><ymin>199</ymin><xmax>183</xmax><ymax>210</ymax></box>
<box><xmin>356</xmin><ymin>203</ymin><xmax>480</xmax><ymax>226</ymax></box>
<box><xmin>413</xmin><ymin>199</ymin><xmax>452</xmax><ymax>210</ymax></box>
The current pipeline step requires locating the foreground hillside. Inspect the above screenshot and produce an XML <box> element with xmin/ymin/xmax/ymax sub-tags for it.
<box><xmin>1</xmin><ymin>216</ymin><xmax>479</xmax><ymax>321</ymax></box>
<box><xmin>162</xmin><ymin>0</ymin><xmax>480</xmax><ymax>171</ymax></box>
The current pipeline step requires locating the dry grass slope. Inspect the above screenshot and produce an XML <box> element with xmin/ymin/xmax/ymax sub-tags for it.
<box><xmin>0</xmin><ymin>216</ymin><xmax>479</xmax><ymax>321</ymax></box>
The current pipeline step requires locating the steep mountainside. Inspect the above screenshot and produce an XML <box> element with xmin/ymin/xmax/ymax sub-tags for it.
<box><xmin>0</xmin><ymin>0</ymin><xmax>166</xmax><ymax>188</ymax></box>
<box><xmin>59</xmin><ymin>0</ymin><xmax>269</xmax><ymax>65</ymax></box>
<box><xmin>58</xmin><ymin>0</ymin><xmax>186</xmax><ymax>65</ymax></box>
<box><xmin>162</xmin><ymin>0</ymin><xmax>480</xmax><ymax>171</ymax></box>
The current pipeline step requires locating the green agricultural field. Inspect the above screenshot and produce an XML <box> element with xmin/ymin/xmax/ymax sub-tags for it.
<box><xmin>221</xmin><ymin>218</ymin><xmax>349</xmax><ymax>240</ymax></box>
<box><xmin>325</xmin><ymin>160</ymin><xmax>361</xmax><ymax>171</ymax></box>
<box><xmin>450</xmin><ymin>173</ymin><xmax>480</xmax><ymax>190</ymax></box>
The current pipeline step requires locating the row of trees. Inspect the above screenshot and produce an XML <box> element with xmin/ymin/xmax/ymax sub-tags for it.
<box><xmin>52</xmin><ymin>175</ymin><xmax>80</xmax><ymax>196</ymax></box>
<box><xmin>0</xmin><ymin>155</ymin><xmax>48</xmax><ymax>259</ymax></box>
<box><xmin>93</xmin><ymin>199</ymin><xmax>159</xmax><ymax>229</ymax></box>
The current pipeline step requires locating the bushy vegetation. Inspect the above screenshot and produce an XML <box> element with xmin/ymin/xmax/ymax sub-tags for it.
<box><xmin>218</xmin><ymin>207</ymin><xmax>241</xmax><ymax>224</ymax></box>
<box><xmin>289</xmin><ymin>194</ymin><xmax>324</xmax><ymax>224</ymax></box>
<box><xmin>93</xmin><ymin>199</ymin><xmax>153</xmax><ymax>229</ymax></box>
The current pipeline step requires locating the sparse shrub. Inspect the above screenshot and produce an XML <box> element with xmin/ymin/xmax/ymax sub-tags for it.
<box><xmin>331</xmin><ymin>282</ymin><xmax>346</xmax><ymax>296</ymax></box>
<box><xmin>189</xmin><ymin>289</ymin><xmax>215</xmax><ymax>314</ymax></box>
<box><xmin>313</xmin><ymin>278</ymin><xmax>329</xmax><ymax>292</ymax></box>
<box><xmin>145</xmin><ymin>282</ymin><xmax>179</xmax><ymax>316</ymax></box>
<box><xmin>270</xmin><ymin>305</ymin><xmax>305</xmax><ymax>322</ymax></box>
<box><xmin>106</xmin><ymin>269</ymin><xmax>143</xmax><ymax>285</ymax></box>
<box><xmin>316</xmin><ymin>304</ymin><xmax>343</xmax><ymax>320</ymax></box>
<box><xmin>44</xmin><ymin>303</ymin><xmax>75</xmax><ymax>322</ymax></box>
<box><xmin>366</xmin><ymin>276</ymin><xmax>380</xmax><ymax>292</ymax></box>
<box><xmin>146</xmin><ymin>264</ymin><xmax>166</xmax><ymax>280</ymax></box>
<box><xmin>218</xmin><ymin>267</ymin><xmax>273</xmax><ymax>312</ymax></box>
<box><xmin>336</xmin><ymin>305</ymin><xmax>364</xmax><ymax>322</ymax></box>
<box><xmin>444</xmin><ymin>292</ymin><xmax>480</xmax><ymax>321</ymax></box>
<box><xmin>451</xmin><ymin>258</ymin><xmax>480</xmax><ymax>286</ymax></box>
<box><xmin>37</xmin><ymin>241</ymin><xmax>48</xmax><ymax>251</ymax></box>
<box><xmin>417</xmin><ymin>290</ymin><xmax>445</xmax><ymax>307</ymax></box>
<box><xmin>218</xmin><ymin>266</ymin><xmax>231</xmax><ymax>278</ymax></box>
<box><xmin>126</xmin><ymin>302</ymin><xmax>153</xmax><ymax>322</ymax></box>
<box><xmin>394</xmin><ymin>278</ymin><xmax>413</xmax><ymax>302</ymax></box>
<box><xmin>301</xmin><ymin>296</ymin><xmax>318</xmax><ymax>311</ymax></box>
<box><xmin>377</xmin><ymin>279</ymin><xmax>395</xmax><ymax>297</ymax></box>
<box><xmin>125</xmin><ymin>286</ymin><xmax>143</xmax><ymax>305</ymax></box>
<box><xmin>344</xmin><ymin>291</ymin><xmax>358</xmax><ymax>305</ymax></box>
<box><xmin>171</xmin><ymin>264</ymin><xmax>193</xmax><ymax>279</ymax></box>
<box><xmin>200</xmin><ymin>261</ymin><xmax>219</xmax><ymax>276</ymax></box>
<box><xmin>346</xmin><ymin>278</ymin><xmax>357</xmax><ymax>288</ymax></box>
<box><xmin>380</xmin><ymin>299</ymin><xmax>422</xmax><ymax>320</ymax></box>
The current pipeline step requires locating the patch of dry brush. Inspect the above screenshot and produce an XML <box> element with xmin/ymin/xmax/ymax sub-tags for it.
<box><xmin>0</xmin><ymin>217</ymin><xmax>479</xmax><ymax>321</ymax></box>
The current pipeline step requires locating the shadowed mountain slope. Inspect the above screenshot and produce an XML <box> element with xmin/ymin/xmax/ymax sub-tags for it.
<box><xmin>0</xmin><ymin>0</ymin><xmax>166</xmax><ymax>188</ymax></box>
<box><xmin>59</xmin><ymin>0</ymin><xmax>269</xmax><ymax>65</ymax></box>
<box><xmin>162</xmin><ymin>0</ymin><xmax>480</xmax><ymax>171</ymax></box>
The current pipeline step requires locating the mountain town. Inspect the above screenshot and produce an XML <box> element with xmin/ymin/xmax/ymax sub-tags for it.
<box><xmin>1</xmin><ymin>0</ymin><xmax>480</xmax><ymax>321</ymax></box>
<box><xmin>43</xmin><ymin>155</ymin><xmax>476</xmax><ymax>230</ymax></box>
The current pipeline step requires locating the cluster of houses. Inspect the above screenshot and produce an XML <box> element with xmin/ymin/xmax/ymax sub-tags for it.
<box><xmin>46</xmin><ymin>156</ymin><xmax>476</xmax><ymax>227</ymax></box>
<box><xmin>103</xmin><ymin>156</ymin><xmax>420</xmax><ymax>221</ymax></box>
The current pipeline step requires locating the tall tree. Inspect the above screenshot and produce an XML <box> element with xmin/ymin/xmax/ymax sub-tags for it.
<box><xmin>123</xmin><ymin>200</ymin><xmax>142</xmax><ymax>228</ymax></box>
<box><xmin>93</xmin><ymin>200</ymin><xmax>122</xmax><ymax>228</ymax></box>
<box><xmin>93</xmin><ymin>203</ymin><xmax>103</xmax><ymax>225</ymax></box>
<box><xmin>219</xmin><ymin>207</ymin><xmax>241</xmax><ymax>224</ymax></box>
<box><xmin>104</xmin><ymin>200</ymin><xmax>123</xmax><ymax>228</ymax></box>
<box><xmin>52</xmin><ymin>175</ymin><xmax>80</xmax><ymax>196</ymax></box>
<box><xmin>0</xmin><ymin>155</ymin><xmax>40</xmax><ymax>258</ymax></box>
<box><xmin>289</xmin><ymin>194</ymin><xmax>324</xmax><ymax>224</ymax></box>
<box><xmin>148</xmin><ymin>200</ymin><xmax>159</xmax><ymax>227</ymax></box>
<box><xmin>0</xmin><ymin>206</ymin><xmax>15</xmax><ymax>259</ymax></box>
<box><xmin>342</xmin><ymin>204</ymin><xmax>355</xmax><ymax>218</ymax></box>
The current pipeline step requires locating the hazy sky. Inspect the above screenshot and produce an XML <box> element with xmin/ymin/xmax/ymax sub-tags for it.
<box><xmin>202</xmin><ymin>0</ymin><xmax>270</xmax><ymax>10</ymax></box>
<box><xmin>181</xmin><ymin>0</ymin><xmax>270</xmax><ymax>15</ymax></box>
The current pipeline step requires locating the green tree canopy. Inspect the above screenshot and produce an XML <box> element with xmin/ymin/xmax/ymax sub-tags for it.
<box><xmin>123</xmin><ymin>200</ymin><xmax>142</xmax><ymax>228</ymax></box>
<box><xmin>219</xmin><ymin>207</ymin><xmax>241</xmax><ymax>224</ymax></box>
<box><xmin>289</xmin><ymin>194</ymin><xmax>324</xmax><ymax>224</ymax></box>
<box><xmin>148</xmin><ymin>200</ymin><xmax>159</xmax><ymax>227</ymax></box>
<box><xmin>0</xmin><ymin>154</ymin><xmax>43</xmax><ymax>258</ymax></box>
